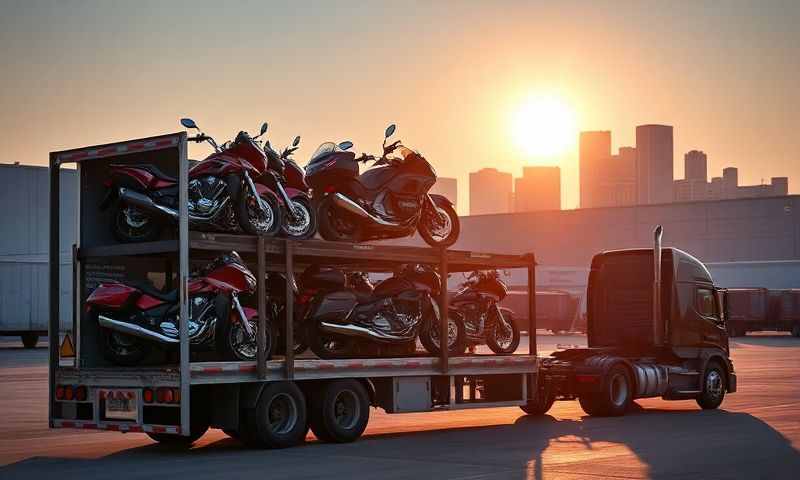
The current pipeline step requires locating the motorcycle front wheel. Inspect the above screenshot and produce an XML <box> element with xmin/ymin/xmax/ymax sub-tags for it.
<box><xmin>112</xmin><ymin>203</ymin><xmax>161</xmax><ymax>243</ymax></box>
<box><xmin>237</xmin><ymin>190</ymin><xmax>282</xmax><ymax>237</ymax></box>
<box><xmin>281</xmin><ymin>197</ymin><xmax>317</xmax><ymax>240</ymax></box>
<box><xmin>420</xmin><ymin>313</ymin><xmax>466</xmax><ymax>356</ymax></box>
<box><xmin>487</xmin><ymin>308</ymin><xmax>521</xmax><ymax>355</ymax></box>
<box><xmin>418</xmin><ymin>200</ymin><xmax>460</xmax><ymax>248</ymax></box>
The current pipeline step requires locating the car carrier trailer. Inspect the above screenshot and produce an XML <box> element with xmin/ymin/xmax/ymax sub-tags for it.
<box><xmin>47</xmin><ymin>133</ymin><xmax>544</xmax><ymax>447</ymax></box>
<box><xmin>48</xmin><ymin>132</ymin><xmax>737</xmax><ymax>449</ymax></box>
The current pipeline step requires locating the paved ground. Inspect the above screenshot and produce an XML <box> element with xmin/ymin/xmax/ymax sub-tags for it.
<box><xmin>0</xmin><ymin>333</ymin><xmax>798</xmax><ymax>479</ymax></box>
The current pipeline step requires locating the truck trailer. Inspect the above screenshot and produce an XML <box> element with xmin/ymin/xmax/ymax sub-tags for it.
<box><xmin>48</xmin><ymin>134</ymin><xmax>736</xmax><ymax>447</ymax></box>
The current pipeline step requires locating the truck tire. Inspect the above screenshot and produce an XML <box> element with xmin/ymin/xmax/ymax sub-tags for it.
<box><xmin>578</xmin><ymin>364</ymin><xmax>632</xmax><ymax>417</ymax></box>
<box><xmin>309</xmin><ymin>379</ymin><xmax>370</xmax><ymax>443</ymax></box>
<box><xmin>696</xmin><ymin>361</ymin><xmax>726</xmax><ymax>410</ymax></box>
<box><xmin>250</xmin><ymin>382</ymin><xmax>308</xmax><ymax>449</ymax></box>
<box><xmin>21</xmin><ymin>333</ymin><xmax>39</xmax><ymax>349</ymax></box>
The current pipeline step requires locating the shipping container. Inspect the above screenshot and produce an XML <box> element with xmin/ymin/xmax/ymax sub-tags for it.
<box><xmin>724</xmin><ymin>288</ymin><xmax>768</xmax><ymax>336</ymax></box>
<box><xmin>767</xmin><ymin>289</ymin><xmax>800</xmax><ymax>336</ymax></box>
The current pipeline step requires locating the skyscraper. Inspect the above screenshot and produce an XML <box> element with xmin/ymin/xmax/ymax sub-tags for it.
<box><xmin>469</xmin><ymin>168</ymin><xmax>512</xmax><ymax>215</ymax></box>
<box><xmin>684</xmin><ymin>150</ymin><xmax>707</xmax><ymax>182</ymax></box>
<box><xmin>579</xmin><ymin>131</ymin><xmax>611</xmax><ymax>208</ymax></box>
<box><xmin>514</xmin><ymin>166</ymin><xmax>560</xmax><ymax>212</ymax></box>
<box><xmin>636</xmin><ymin>124</ymin><xmax>674</xmax><ymax>204</ymax></box>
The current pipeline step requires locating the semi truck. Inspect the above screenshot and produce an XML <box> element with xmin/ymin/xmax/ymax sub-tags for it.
<box><xmin>48</xmin><ymin>134</ymin><xmax>736</xmax><ymax>448</ymax></box>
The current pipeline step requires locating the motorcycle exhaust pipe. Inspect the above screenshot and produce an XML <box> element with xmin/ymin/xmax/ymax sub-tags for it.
<box><xmin>331</xmin><ymin>193</ymin><xmax>404</xmax><ymax>229</ymax></box>
<box><xmin>319</xmin><ymin>321</ymin><xmax>417</xmax><ymax>342</ymax></box>
<box><xmin>98</xmin><ymin>315</ymin><xmax>179</xmax><ymax>344</ymax></box>
<box><xmin>118</xmin><ymin>187</ymin><xmax>179</xmax><ymax>220</ymax></box>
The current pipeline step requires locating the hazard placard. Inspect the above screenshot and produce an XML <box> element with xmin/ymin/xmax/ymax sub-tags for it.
<box><xmin>60</xmin><ymin>333</ymin><xmax>75</xmax><ymax>358</ymax></box>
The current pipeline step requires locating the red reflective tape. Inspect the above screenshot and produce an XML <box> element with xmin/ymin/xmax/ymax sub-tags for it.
<box><xmin>374</xmin><ymin>363</ymin><xmax>393</xmax><ymax>368</ymax></box>
<box><xmin>127</xmin><ymin>143</ymin><xmax>145</xmax><ymax>151</ymax></box>
<box><xmin>406</xmin><ymin>361</ymin><xmax>421</xmax><ymax>368</ymax></box>
<box><xmin>96</xmin><ymin>147</ymin><xmax>119</xmax><ymax>156</ymax></box>
<box><xmin>128</xmin><ymin>425</ymin><xmax>143</xmax><ymax>433</ymax></box>
<box><xmin>203</xmin><ymin>367</ymin><xmax>224</xmax><ymax>374</ymax></box>
<box><xmin>155</xmin><ymin>138</ymin><xmax>175</xmax><ymax>147</ymax></box>
<box><xmin>152</xmin><ymin>425</ymin><xmax>166</xmax><ymax>433</ymax></box>
<box><xmin>347</xmin><ymin>362</ymin><xmax>364</xmax><ymax>369</ymax></box>
<box><xmin>61</xmin><ymin>421</ymin><xmax>75</xmax><ymax>428</ymax></box>
<box><xmin>82</xmin><ymin>423</ymin><xmax>98</xmax><ymax>430</ymax></box>
<box><xmin>318</xmin><ymin>363</ymin><xmax>335</xmax><ymax>370</ymax></box>
<box><xmin>106</xmin><ymin>424</ymin><xmax>119</xmax><ymax>431</ymax></box>
<box><xmin>238</xmin><ymin>364</ymin><xmax>256</xmax><ymax>373</ymax></box>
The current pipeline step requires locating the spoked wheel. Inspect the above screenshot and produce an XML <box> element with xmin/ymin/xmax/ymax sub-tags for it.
<box><xmin>112</xmin><ymin>204</ymin><xmax>160</xmax><ymax>243</ymax></box>
<box><xmin>281</xmin><ymin>197</ymin><xmax>317</xmax><ymax>239</ymax></box>
<box><xmin>418</xmin><ymin>200</ymin><xmax>460</xmax><ymax>247</ymax></box>
<box><xmin>696</xmin><ymin>361</ymin><xmax>726</xmax><ymax>410</ymax></box>
<box><xmin>317</xmin><ymin>195</ymin><xmax>360</xmax><ymax>242</ymax></box>
<box><xmin>420</xmin><ymin>313</ymin><xmax>466</xmax><ymax>356</ymax></box>
<box><xmin>243</xmin><ymin>382</ymin><xmax>308</xmax><ymax>449</ymax></box>
<box><xmin>309</xmin><ymin>380</ymin><xmax>370</xmax><ymax>443</ymax></box>
<box><xmin>238</xmin><ymin>190</ymin><xmax>282</xmax><ymax>236</ymax></box>
<box><xmin>98</xmin><ymin>323</ymin><xmax>151</xmax><ymax>366</ymax></box>
<box><xmin>217</xmin><ymin>315</ymin><xmax>274</xmax><ymax>362</ymax></box>
<box><xmin>307</xmin><ymin>323</ymin><xmax>355</xmax><ymax>359</ymax></box>
<box><xmin>487</xmin><ymin>308</ymin><xmax>521</xmax><ymax>354</ymax></box>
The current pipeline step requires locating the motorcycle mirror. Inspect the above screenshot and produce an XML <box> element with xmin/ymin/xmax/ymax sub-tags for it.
<box><xmin>385</xmin><ymin>124</ymin><xmax>396</xmax><ymax>138</ymax></box>
<box><xmin>180</xmin><ymin>118</ymin><xmax>198</xmax><ymax>130</ymax></box>
<box><xmin>338</xmin><ymin>141</ymin><xmax>354</xmax><ymax>151</ymax></box>
<box><xmin>292</xmin><ymin>135</ymin><xmax>301</xmax><ymax>147</ymax></box>
<box><xmin>260</xmin><ymin>122</ymin><xmax>268</xmax><ymax>136</ymax></box>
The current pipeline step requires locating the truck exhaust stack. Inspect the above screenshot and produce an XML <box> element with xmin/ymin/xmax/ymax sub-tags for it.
<box><xmin>653</xmin><ymin>225</ymin><xmax>663</xmax><ymax>345</ymax></box>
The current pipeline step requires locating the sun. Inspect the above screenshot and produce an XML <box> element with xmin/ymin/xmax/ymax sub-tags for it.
<box><xmin>511</xmin><ymin>96</ymin><xmax>577</xmax><ymax>157</ymax></box>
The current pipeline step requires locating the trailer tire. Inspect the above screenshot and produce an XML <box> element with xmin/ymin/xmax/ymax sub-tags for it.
<box><xmin>309</xmin><ymin>379</ymin><xmax>370</xmax><ymax>443</ymax></box>
<box><xmin>520</xmin><ymin>379</ymin><xmax>555</xmax><ymax>416</ymax></box>
<box><xmin>21</xmin><ymin>333</ymin><xmax>39</xmax><ymax>349</ymax></box>
<box><xmin>250</xmin><ymin>382</ymin><xmax>308</xmax><ymax>449</ymax></box>
<box><xmin>579</xmin><ymin>364</ymin><xmax>631</xmax><ymax>417</ymax></box>
<box><xmin>696</xmin><ymin>360</ymin><xmax>726</xmax><ymax>410</ymax></box>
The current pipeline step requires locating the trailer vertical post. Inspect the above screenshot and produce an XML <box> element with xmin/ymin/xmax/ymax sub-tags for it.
<box><xmin>285</xmin><ymin>240</ymin><xmax>295</xmax><ymax>380</ymax></box>
<box><xmin>439</xmin><ymin>248</ymin><xmax>449</xmax><ymax>374</ymax></box>
<box><xmin>48</xmin><ymin>154</ymin><xmax>60</xmax><ymax>427</ymax></box>
<box><xmin>177</xmin><ymin>133</ymin><xmax>190</xmax><ymax>436</ymax></box>
<box><xmin>257</xmin><ymin>236</ymin><xmax>267</xmax><ymax>380</ymax></box>
<box><xmin>528</xmin><ymin>256</ymin><xmax>536</xmax><ymax>356</ymax></box>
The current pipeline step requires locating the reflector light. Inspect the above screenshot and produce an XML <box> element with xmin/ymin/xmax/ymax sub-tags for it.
<box><xmin>75</xmin><ymin>386</ymin><xmax>87</xmax><ymax>401</ymax></box>
<box><xmin>156</xmin><ymin>388</ymin><xmax>166</xmax><ymax>403</ymax></box>
<box><xmin>163</xmin><ymin>389</ymin><xmax>174</xmax><ymax>403</ymax></box>
<box><xmin>143</xmin><ymin>388</ymin><xmax>154</xmax><ymax>403</ymax></box>
<box><xmin>98</xmin><ymin>390</ymin><xmax>106</xmax><ymax>400</ymax></box>
<box><xmin>64</xmin><ymin>385</ymin><xmax>74</xmax><ymax>401</ymax></box>
<box><xmin>55</xmin><ymin>386</ymin><xmax>65</xmax><ymax>400</ymax></box>
<box><xmin>173</xmin><ymin>389</ymin><xmax>181</xmax><ymax>403</ymax></box>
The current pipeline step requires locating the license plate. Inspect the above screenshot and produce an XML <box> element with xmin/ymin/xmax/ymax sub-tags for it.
<box><xmin>103</xmin><ymin>389</ymin><xmax>138</xmax><ymax>421</ymax></box>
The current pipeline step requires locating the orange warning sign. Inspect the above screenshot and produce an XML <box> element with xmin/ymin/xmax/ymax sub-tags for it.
<box><xmin>60</xmin><ymin>333</ymin><xmax>75</xmax><ymax>358</ymax></box>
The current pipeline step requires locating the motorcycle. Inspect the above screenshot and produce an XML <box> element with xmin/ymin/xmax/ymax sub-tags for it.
<box><xmin>451</xmin><ymin>270</ymin><xmax>520</xmax><ymax>354</ymax></box>
<box><xmin>305</xmin><ymin>124</ymin><xmax>460</xmax><ymax>247</ymax></box>
<box><xmin>86</xmin><ymin>252</ymin><xmax>269</xmax><ymax>365</ymax></box>
<box><xmin>101</xmin><ymin>118</ymin><xmax>282</xmax><ymax>242</ymax></box>
<box><xmin>301</xmin><ymin>263</ymin><xmax>465</xmax><ymax>359</ymax></box>
<box><xmin>261</xmin><ymin>135</ymin><xmax>317</xmax><ymax>239</ymax></box>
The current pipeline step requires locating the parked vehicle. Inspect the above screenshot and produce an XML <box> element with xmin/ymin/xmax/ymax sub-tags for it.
<box><xmin>305</xmin><ymin>124</ymin><xmax>460</xmax><ymax>247</ymax></box>
<box><xmin>260</xmin><ymin>135</ymin><xmax>317</xmax><ymax>239</ymax></box>
<box><xmin>101</xmin><ymin>118</ymin><xmax>282</xmax><ymax>242</ymax></box>
<box><xmin>451</xmin><ymin>270</ymin><xmax>520</xmax><ymax>354</ymax></box>
<box><xmin>301</xmin><ymin>264</ymin><xmax>465</xmax><ymax>358</ymax></box>
<box><xmin>723</xmin><ymin>288</ymin><xmax>768</xmax><ymax>337</ymax></box>
<box><xmin>86</xmin><ymin>252</ymin><xmax>266</xmax><ymax>365</ymax></box>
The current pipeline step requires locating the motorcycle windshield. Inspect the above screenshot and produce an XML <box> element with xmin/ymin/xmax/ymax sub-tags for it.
<box><xmin>308</xmin><ymin>142</ymin><xmax>340</xmax><ymax>164</ymax></box>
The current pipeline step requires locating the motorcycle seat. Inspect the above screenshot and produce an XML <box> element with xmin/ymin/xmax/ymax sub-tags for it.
<box><xmin>127</xmin><ymin>280</ymin><xmax>178</xmax><ymax>303</ymax></box>
<box><xmin>135</xmin><ymin>164</ymin><xmax>178</xmax><ymax>184</ymax></box>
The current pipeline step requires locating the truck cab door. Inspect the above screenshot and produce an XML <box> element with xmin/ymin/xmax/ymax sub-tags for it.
<box><xmin>696</xmin><ymin>286</ymin><xmax>727</xmax><ymax>350</ymax></box>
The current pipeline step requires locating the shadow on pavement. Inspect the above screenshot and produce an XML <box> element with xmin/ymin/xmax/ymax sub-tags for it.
<box><xmin>3</xmin><ymin>404</ymin><xmax>799</xmax><ymax>480</ymax></box>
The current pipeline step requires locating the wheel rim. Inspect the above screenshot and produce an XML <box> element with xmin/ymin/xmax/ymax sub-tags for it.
<box><xmin>493</xmin><ymin>314</ymin><xmax>513</xmax><ymax>350</ymax></box>
<box><xmin>229</xmin><ymin>320</ymin><xmax>260</xmax><ymax>360</ymax></box>
<box><xmin>332</xmin><ymin>389</ymin><xmax>360</xmax><ymax>430</ymax></box>
<box><xmin>425</xmin><ymin>206</ymin><xmax>452</xmax><ymax>242</ymax></box>
<box><xmin>247</xmin><ymin>195</ymin><xmax>275</xmax><ymax>233</ymax></box>
<box><xmin>266</xmin><ymin>393</ymin><xmax>298</xmax><ymax>435</ymax></box>
<box><xmin>610</xmin><ymin>373</ymin><xmax>628</xmax><ymax>407</ymax></box>
<box><xmin>706</xmin><ymin>370</ymin><xmax>723</xmax><ymax>398</ymax></box>
<box><xmin>430</xmin><ymin>318</ymin><xmax>458</xmax><ymax>349</ymax></box>
<box><xmin>284</xmin><ymin>201</ymin><xmax>312</xmax><ymax>237</ymax></box>
<box><xmin>117</xmin><ymin>207</ymin><xmax>152</xmax><ymax>239</ymax></box>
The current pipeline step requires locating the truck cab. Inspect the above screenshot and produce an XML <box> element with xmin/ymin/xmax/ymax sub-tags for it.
<box><xmin>534</xmin><ymin>226</ymin><xmax>737</xmax><ymax>417</ymax></box>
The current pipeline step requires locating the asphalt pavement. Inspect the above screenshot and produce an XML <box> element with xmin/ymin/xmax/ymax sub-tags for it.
<box><xmin>0</xmin><ymin>333</ymin><xmax>798</xmax><ymax>479</ymax></box>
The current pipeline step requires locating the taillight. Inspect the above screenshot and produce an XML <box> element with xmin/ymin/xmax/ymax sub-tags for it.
<box><xmin>55</xmin><ymin>386</ymin><xmax>65</xmax><ymax>400</ymax></box>
<box><xmin>75</xmin><ymin>385</ymin><xmax>87</xmax><ymax>401</ymax></box>
<box><xmin>143</xmin><ymin>388</ymin><xmax>154</xmax><ymax>403</ymax></box>
<box><xmin>64</xmin><ymin>385</ymin><xmax>74</xmax><ymax>401</ymax></box>
<box><xmin>155</xmin><ymin>387</ymin><xmax>180</xmax><ymax>404</ymax></box>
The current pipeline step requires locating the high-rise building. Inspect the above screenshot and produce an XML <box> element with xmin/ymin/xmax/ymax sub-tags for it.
<box><xmin>636</xmin><ymin>124</ymin><xmax>674</xmax><ymax>204</ymax></box>
<box><xmin>469</xmin><ymin>168</ymin><xmax>512</xmax><ymax>215</ymax></box>
<box><xmin>579</xmin><ymin>131</ymin><xmax>611</xmax><ymax>208</ymax></box>
<box><xmin>685</xmin><ymin>150</ymin><xmax>707</xmax><ymax>182</ymax></box>
<box><xmin>722</xmin><ymin>167</ymin><xmax>739</xmax><ymax>199</ymax></box>
<box><xmin>514</xmin><ymin>166</ymin><xmax>560</xmax><ymax>212</ymax></box>
<box><xmin>429</xmin><ymin>177</ymin><xmax>457</xmax><ymax>209</ymax></box>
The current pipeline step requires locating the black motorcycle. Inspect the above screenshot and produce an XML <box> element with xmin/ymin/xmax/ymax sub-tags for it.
<box><xmin>301</xmin><ymin>264</ymin><xmax>465</xmax><ymax>359</ymax></box>
<box><xmin>304</xmin><ymin>124</ymin><xmax>460</xmax><ymax>247</ymax></box>
<box><xmin>451</xmin><ymin>270</ymin><xmax>520</xmax><ymax>354</ymax></box>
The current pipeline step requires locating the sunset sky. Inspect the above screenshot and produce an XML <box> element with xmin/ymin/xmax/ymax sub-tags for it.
<box><xmin>1</xmin><ymin>0</ymin><xmax>798</xmax><ymax>213</ymax></box>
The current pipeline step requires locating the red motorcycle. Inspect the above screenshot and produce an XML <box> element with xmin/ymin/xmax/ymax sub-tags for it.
<box><xmin>86</xmin><ymin>252</ymin><xmax>269</xmax><ymax>365</ymax></box>
<box><xmin>101</xmin><ymin>118</ymin><xmax>283</xmax><ymax>242</ymax></box>
<box><xmin>261</xmin><ymin>135</ymin><xmax>318</xmax><ymax>239</ymax></box>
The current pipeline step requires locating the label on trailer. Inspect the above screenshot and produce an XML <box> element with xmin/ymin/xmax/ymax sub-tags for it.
<box><xmin>102</xmin><ymin>389</ymin><xmax>138</xmax><ymax>421</ymax></box>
